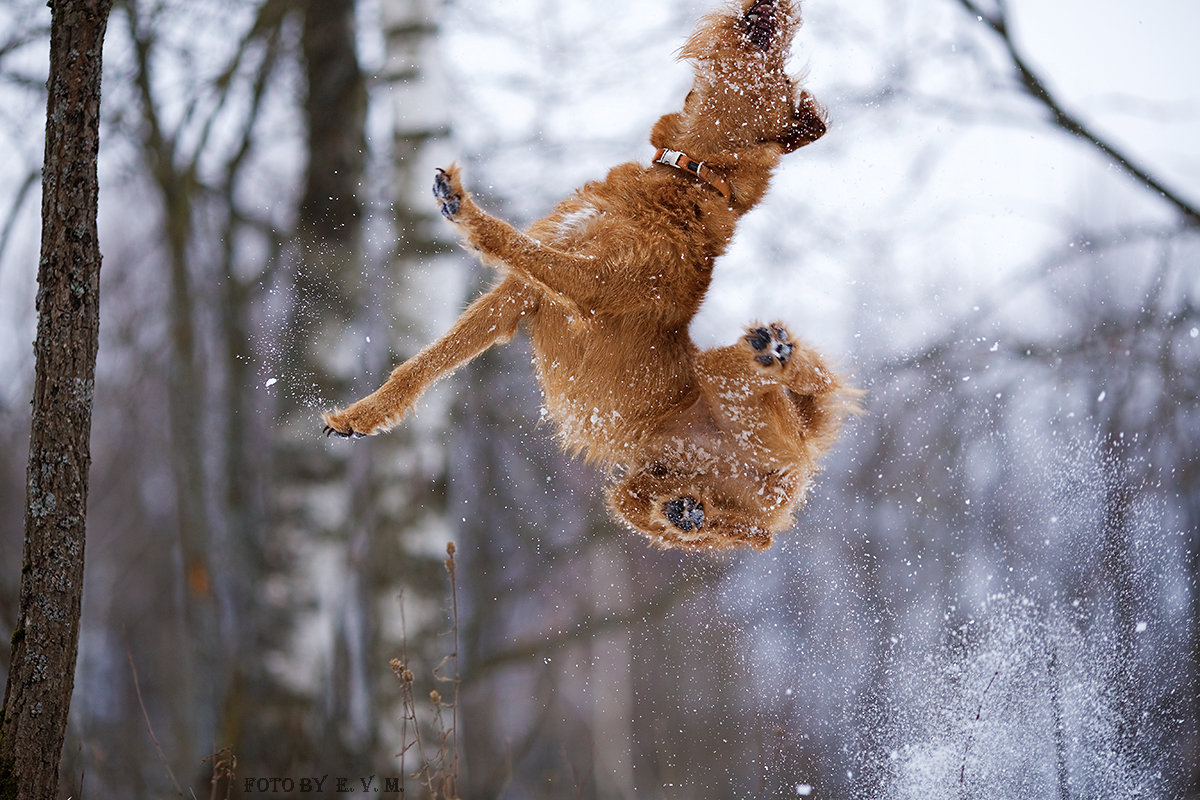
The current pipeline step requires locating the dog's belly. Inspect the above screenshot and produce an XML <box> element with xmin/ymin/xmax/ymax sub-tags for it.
<box><xmin>528</xmin><ymin>314</ymin><xmax>695</xmax><ymax>465</ymax></box>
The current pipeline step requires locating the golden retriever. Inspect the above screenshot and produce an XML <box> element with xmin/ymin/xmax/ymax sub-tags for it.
<box><xmin>323</xmin><ymin>0</ymin><xmax>859</xmax><ymax>550</ymax></box>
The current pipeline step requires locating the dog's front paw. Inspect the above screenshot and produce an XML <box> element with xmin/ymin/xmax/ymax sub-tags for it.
<box><xmin>746</xmin><ymin>323</ymin><xmax>793</xmax><ymax>368</ymax></box>
<box><xmin>433</xmin><ymin>166</ymin><xmax>463</xmax><ymax>220</ymax></box>
<box><xmin>321</xmin><ymin>408</ymin><xmax>371</xmax><ymax>440</ymax></box>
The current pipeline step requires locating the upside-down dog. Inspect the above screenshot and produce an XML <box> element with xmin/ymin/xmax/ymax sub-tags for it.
<box><xmin>323</xmin><ymin>0</ymin><xmax>859</xmax><ymax>550</ymax></box>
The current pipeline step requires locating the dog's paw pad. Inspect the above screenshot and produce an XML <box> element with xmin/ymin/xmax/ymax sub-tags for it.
<box><xmin>746</xmin><ymin>324</ymin><xmax>793</xmax><ymax>368</ymax></box>
<box><xmin>433</xmin><ymin>168</ymin><xmax>462</xmax><ymax>220</ymax></box>
<box><xmin>663</xmin><ymin>496</ymin><xmax>705</xmax><ymax>532</ymax></box>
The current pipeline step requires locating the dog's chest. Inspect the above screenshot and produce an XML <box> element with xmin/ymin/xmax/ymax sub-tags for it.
<box><xmin>547</xmin><ymin>202</ymin><xmax>604</xmax><ymax>245</ymax></box>
<box><xmin>529</xmin><ymin>318</ymin><xmax>695</xmax><ymax>465</ymax></box>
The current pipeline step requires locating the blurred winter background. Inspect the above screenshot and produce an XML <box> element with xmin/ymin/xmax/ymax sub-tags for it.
<box><xmin>1</xmin><ymin>0</ymin><xmax>1198</xmax><ymax>797</ymax></box>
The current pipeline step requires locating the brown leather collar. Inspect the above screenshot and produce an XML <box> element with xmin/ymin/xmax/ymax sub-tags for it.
<box><xmin>653</xmin><ymin>147</ymin><xmax>732</xmax><ymax>202</ymax></box>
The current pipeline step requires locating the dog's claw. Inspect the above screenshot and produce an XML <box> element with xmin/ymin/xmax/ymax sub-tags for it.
<box><xmin>433</xmin><ymin>168</ymin><xmax>461</xmax><ymax>220</ymax></box>
<box><xmin>324</xmin><ymin>424</ymin><xmax>365</xmax><ymax>440</ymax></box>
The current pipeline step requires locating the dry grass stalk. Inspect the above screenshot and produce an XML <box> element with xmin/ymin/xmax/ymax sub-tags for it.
<box><xmin>391</xmin><ymin>542</ymin><xmax>462</xmax><ymax>799</ymax></box>
<box><xmin>203</xmin><ymin>746</ymin><xmax>236</xmax><ymax>800</ymax></box>
<box><xmin>124</xmin><ymin>638</ymin><xmax>187</xmax><ymax>798</ymax></box>
<box><xmin>959</xmin><ymin>669</ymin><xmax>1001</xmax><ymax>790</ymax></box>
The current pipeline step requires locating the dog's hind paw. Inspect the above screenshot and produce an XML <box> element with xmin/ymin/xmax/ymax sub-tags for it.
<box><xmin>433</xmin><ymin>167</ymin><xmax>462</xmax><ymax>220</ymax></box>
<box><xmin>663</xmin><ymin>496</ymin><xmax>705</xmax><ymax>532</ymax></box>
<box><xmin>746</xmin><ymin>323</ymin><xmax>793</xmax><ymax>368</ymax></box>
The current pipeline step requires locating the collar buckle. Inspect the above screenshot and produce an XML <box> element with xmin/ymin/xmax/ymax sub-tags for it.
<box><xmin>652</xmin><ymin>147</ymin><xmax>732</xmax><ymax>202</ymax></box>
<box><xmin>655</xmin><ymin>148</ymin><xmax>687</xmax><ymax>168</ymax></box>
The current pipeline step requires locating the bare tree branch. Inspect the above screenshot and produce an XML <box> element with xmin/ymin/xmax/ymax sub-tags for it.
<box><xmin>956</xmin><ymin>0</ymin><xmax>1200</xmax><ymax>228</ymax></box>
<box><xmin>464</xmin><ymin>566</ymin><xmax>727</xmax><ymax>680</ymax></box>
<box><xmin>0</xmin><ymin>168</ymin><xmax>38</xmax><ymax>264</ymax></box>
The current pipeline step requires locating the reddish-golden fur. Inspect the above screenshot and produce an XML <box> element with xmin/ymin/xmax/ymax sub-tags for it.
<box><xmin>323</xmin><ymin>0</ymin><xmax>859</xmax><ymax>550</ymax></box>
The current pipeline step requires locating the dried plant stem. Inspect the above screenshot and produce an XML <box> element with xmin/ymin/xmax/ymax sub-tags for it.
<box><xmin>124</xmin><ymin>639</ymin><xmax>187</xmax><ymax>799</ymax></box>
<box><xmin>392</xmin><ymin>593</ymin><xmax>433</xmax><ymax>796</ymax></box>
<box><xmin>1047</xmin><ymin>642</ymin><xmax>1071</xmax><ymax>800</ymax></box>
<box><xmin>443</xmin><ymin>542</ymin><xmax>461</xmax><ymax>795</ymax></box>
<box><xmin>202</xmin><ymin>746</ymin><xmax>236</xmax><ymax>800</ymax></box>
<box><xmin>391</xmin><ymin>542</ymin><xmax>463</xmax><ymax>799</ymax></box>
<box><xmin>959</xmin><ymin>669</ymin><xmax>1000</xmax><ymax>789</ymax></box>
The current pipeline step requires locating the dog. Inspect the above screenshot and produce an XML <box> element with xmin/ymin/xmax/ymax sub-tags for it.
<box><xmin>322</xmin><ymin>0</ymin><xmax>859</xmax><ymax>550</ymax></box>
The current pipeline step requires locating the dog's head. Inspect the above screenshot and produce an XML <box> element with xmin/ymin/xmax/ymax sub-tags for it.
<box><xmin>651</xmin><ymin>0</ymin><xmax>827</xmax><ymax>161</ymax></box>
<box><xmin>606</xmin><ymin>449</ymin><xmax>811</xmax><ymax>551</ymax></box>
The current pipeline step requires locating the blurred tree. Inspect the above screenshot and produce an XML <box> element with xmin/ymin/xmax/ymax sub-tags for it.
<box><xmin>100</xmin><ymin>1</ymin><xmax>304</xmax><ymax>789</ymax></box>
<box><xmin>0</xmin><ymin>0</ymin><xmax>454</xmax><ymax>791</ymax></box>
<box><xmin>0</xmin><ymin>1</ymin><xmax>112</xmax><ymax>798</ymax></box>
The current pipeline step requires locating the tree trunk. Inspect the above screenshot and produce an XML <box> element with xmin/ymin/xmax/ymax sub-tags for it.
<box><xmin>0</xmin><ymin>1</ymin><xmax>112</xmax><ymax>798</ymax></box>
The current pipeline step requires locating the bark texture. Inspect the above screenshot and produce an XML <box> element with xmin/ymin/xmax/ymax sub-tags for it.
<box><xmin>0</xmin><ymin>1</ymin><xmax>111</xmax><ymax>798</ymax></box>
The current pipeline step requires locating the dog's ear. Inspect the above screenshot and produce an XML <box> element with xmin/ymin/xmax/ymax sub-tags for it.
<box><xmin>778</xmin><ymin>91</ymin><xmax>827</xmax><ymax>152</ymax></box>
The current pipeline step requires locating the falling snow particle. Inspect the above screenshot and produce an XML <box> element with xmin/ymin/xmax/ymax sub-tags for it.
<box><xmin>264</xmin><ymin>378</ymin><xmax>277</xmax><ymax>388</ymax></box>
<box><xmin>795</xmin><ymin>784</ymin><xmax>812</xmax><ymax>796</ymax></box>
<box><xmin>1097</xmin><ymin>390</ymin><xmax>1106</xmax><ymax>402</ymax></box>
<box><xmin>1135</xmin><ymin>621</ymin><xmax>1147</xmax><ymax>633</ymax></box>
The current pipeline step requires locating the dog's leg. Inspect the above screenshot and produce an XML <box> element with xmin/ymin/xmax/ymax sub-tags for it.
<box><xmin>694</xmin><ymin>323</ymin><xmax>835</xmax><ymax>442</ymax></box>
<box><xmin>433</xmin><ymin>166</ymin><xmax>646</xmax><ymax>316</ymax></box>
<box><xmin>323</xmin><ymin>276</ymin><xmax>535</xmax><ymax>438</ymax></box>
<box><xmin>736</xmin><ymin>323</ymin><xmax>833</xmax><ymax>394</ymax></box>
